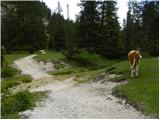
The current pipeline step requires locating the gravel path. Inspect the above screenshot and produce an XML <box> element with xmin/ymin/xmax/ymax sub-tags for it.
<box><xmin>14</xmin><ymin>54</ymin><xmax>53</xmax><ymax>80</ymax></box>
<box><xmin>14</xmin><ymin>55</ymin><xmax>149</xmax><ymax>119</ymax></box>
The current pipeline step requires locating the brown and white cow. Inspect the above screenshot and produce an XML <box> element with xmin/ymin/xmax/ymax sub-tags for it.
<box><xmin>128</xmin><ymin>50</ymin><xmax>142</xmax><ymax>77</ymax></box>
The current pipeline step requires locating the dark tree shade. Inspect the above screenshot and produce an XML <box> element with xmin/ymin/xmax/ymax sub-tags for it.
<box><xmin>1</xmin><ymin>1</ymin><xmax>51</xmax><ymax>53</ymax></box>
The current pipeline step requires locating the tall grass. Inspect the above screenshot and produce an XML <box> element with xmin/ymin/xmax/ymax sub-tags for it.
<box><xmin>2</xmin><ymin>75</ymin><xmax>32</xmax><ymax>93</ymax></box>
<box><xmin>1</xmin><ymin>66</ymin><xmax>18</xmax><ymax>78</ymax></box>
<box><xmin>1</xmin><ymin>90</ymin><xmax>48</xmax><ymax>119</ymax></box>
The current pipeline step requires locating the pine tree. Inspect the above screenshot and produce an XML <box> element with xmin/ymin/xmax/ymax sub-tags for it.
<box><xmin>48</xmin><ymin>13</ymin><xmax>65</xmax><ymax>51</ymax></box>
<box><xmin>77</xmin><ymin>1</ymin><xmax>100</xmax><ymax>52</ymax></box>
<box><xmin>142</xmin><ymin>1</ymin><xmax>159</xmax><ymax>56</ymax></box>
<box><xmin>1</xmin><ymin>1</ymin><xmax>50</xmax><ymax>53</ymax></box>
<box><xmin>100</xmin><ymin>1</ymin><xmax>124</xmax><ymax>58</ymax></box>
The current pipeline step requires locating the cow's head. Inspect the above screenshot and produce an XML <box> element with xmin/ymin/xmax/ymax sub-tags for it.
<box><xmin>137</xmin><ymin>50</ymin><xmax>142</xmax><ymax>59</ymax></box>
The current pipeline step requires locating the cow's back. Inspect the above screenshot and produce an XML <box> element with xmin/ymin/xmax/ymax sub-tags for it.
<box><xmin>128</xmin><ymin>50</ymin><xmax>140</xmax><ymax>68</ymax></box>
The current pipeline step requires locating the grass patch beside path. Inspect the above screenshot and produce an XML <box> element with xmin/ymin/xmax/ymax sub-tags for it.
<box><xmin>34</xmin><ymin>50</ymin><xmax>65</xmax><ymax>62</ymax></box>
<box><xmin>1</xmin><ymin>90</ymin><xmax>48</xmax><ymax>119</ymax></box>
<box><xmin>2</xmin><ymin>75</ymin><xmax>32</xmax><ymax>93</ymax></box>
<box><xmin>74</xmin><ymin>68</ymin><xmax>106</xmax><ymax>84</ymax></box>
<box><xmin>34</xmin><ymin>50</ymin><xmax>117</xmax><ymax>70</ymax></box>
<box><xmin>2</xmin><ymin>52</ymin><xmax>49</xmax><ymax>119</ymax></box>
<box><xmin>5</xmin><ymin>53</ymin><xmax>30</xmax><ymax>65</ymax></box>
<box><xmin>2</xmin><ymin>53</ymin><xmax>33</xmax><ymax>94</ymax></box>
<box><xmin>112</xmin><ymin>57</ymin><xmax>159</xmax><ymax>118</ymax></box>
<box><xmin>1</xmin><ymin>66</ymin><xmax>19</xmax><ymax>78</ymax></box>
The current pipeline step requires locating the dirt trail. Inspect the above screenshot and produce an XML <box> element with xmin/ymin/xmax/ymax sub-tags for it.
<box><xmin>14</xmin><ymin>55</ymin><xmax>149</xmax><ymax>119</ymax></box>
<box><xmin>14</xmin><ymin>54</ymin><xmax>53</xmax><ymax>80</ymax></box>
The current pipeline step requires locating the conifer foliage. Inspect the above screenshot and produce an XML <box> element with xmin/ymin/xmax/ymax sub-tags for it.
<box><xmin>1</xmin><ymin>1</ymin><xmax>159</xmax><ymax>57</ymax></box>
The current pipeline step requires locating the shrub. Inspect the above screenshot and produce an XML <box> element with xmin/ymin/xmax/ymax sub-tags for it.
<box><xmin>1</xmin><ymin>66</ymin><xmax>18</xmax><ymax>78</ymax></box>
<box><xmin>1</xmin><ymin>91</ymin><xmax>33</xmax><ymax>118</ymax></box>
<box><xmin>72</xmin><ymin>51</ymin><xmax>106</xmax><ymax>67</ymax></box>
<box><xmin>1</xmin><ymin>79</ymin><xmax>20</xmax><ymax>93</ymax></box>
<box><xmin>2</xmin><ymin>75</ymin><xmax>32</xmax><ymax>93</ymax></box>
<box><xmin>20</xmin><ymin>75</ymin><xmax>32</xmax><ymax>83</ymax></box>
<box><xmin>11</xmin><ymin>51</ymin><xmax>30</xmax><ymax>54</ymax></box>
<box><xmin>1</xmin><ymin>90</ymin><xmax>48</xmax><ymax>119</ymax></box>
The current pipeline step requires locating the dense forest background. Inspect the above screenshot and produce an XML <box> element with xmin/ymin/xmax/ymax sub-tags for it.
<box><xmin>1</xmin><ymin>1</ymin><xmax>159</xmax><ymax>59</ymax></box>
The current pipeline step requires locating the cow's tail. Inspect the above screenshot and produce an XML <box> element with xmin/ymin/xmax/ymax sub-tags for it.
<box><xmin>130</xmin><ymin>58</ymin><xmax>136</xmax><ymax>69</ymax></box>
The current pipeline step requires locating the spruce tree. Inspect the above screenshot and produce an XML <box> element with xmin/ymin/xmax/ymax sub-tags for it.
<box><xmin>77</xmin><ymin>1</ymin><xmax>100</xmax><ymax>52</ymax></box>
<box><xmin>1</xmin><ymin>1</ymin><xmax>50</xmax><ymax>53</ymax></box>
<box><xmin>142</xmin><ymin>1</ymin><xmax>159</xmax><ymax>56</ymax></box>
<box><xmin>100</xmin><ymin>1</ymin><xmax>123</xmax><ymax>58</ymax></box>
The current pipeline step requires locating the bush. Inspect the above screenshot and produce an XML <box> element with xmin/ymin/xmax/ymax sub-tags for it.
<box><xmin>72</xmin><ymin>51</ymin><xmax>106</xmax><ymax>67</ymax></box>
<box><xmin>1</xmin><ymin>79</ymin><xmax>20</xmax><ymax>93</ymax></box>
<box><xmin>1</xmin><ymin>90</ymin><xmax>48</xmax><ymax>119</ymax></box>
<box><xmin>20</xmin><ymin>75</ymin><xmax>32</xmax><ymax>83</ymax></box>
<box><xmin>2</xmin><ymin>75</ymin><xmax>32</xmax><ymax>93</ymax></box>
<box><xmin>1</xmin><ymin>66</ymin><xmax>18</xmax><ymax>78</ymax></box>
<box><xmin>14</xmin><ymin>91</ymin><xmax>33</xmax><ymax>111</ymax></box>
<box><xmin>1</xmin><ymin>91</ymin><xmax>33</xmax><ymax>118</ymax></box>
<box><xmin>11</xmin><ymin>51</ymin><xmax>30</xmax><ymax>54</ymax></box>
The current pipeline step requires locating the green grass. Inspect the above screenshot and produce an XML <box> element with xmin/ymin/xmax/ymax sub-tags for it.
<box><xmin>5</xmin><ymin>53</ymin><xmax>30</xmax><ymax>65</ymax></box>
<box><xmin>2</xmin><ymin>75</ymin><xmax>32</xmax><ymax>93</ymax></box>
<box><xmin>1</xmin><ymin>90</ymin><xmax>48</xmax><ymax>119</ymax></box>
<box><xmin>2</xmin><ymin>52</ymin><xmax>48</xmax><ymax>119</ymax></box>
<box><xmin>35</xmin><ymin>50</ymin><xmax>117</xmax><ymax>70</ymax></box>
<box><xmin>74</xmin><ymin>68</ymin><xmax>106</xmax><ymax>83</ymax></box>
<box><xmin>112</xmin><ymin>57</ymin><xmax>159</xmax><ymax>118</ymax></box>
<box><xmin>35</xmin><ymin>50</ymin><xmax>117</xmax><ymax>84</ymax></box>
<box><xmin>2</xmin><ymin>53</ymin><xmax>30</xmax><ymax>78</ymax></box>
<box><xmin>34</xmin><ymin>50</ymin><xmax>65</xmax><ymax>62</ymax></box>
<box><xmin>1</xmin><ymin>66</ymin><xmax>19</xmax><ymax>78</ymax></box>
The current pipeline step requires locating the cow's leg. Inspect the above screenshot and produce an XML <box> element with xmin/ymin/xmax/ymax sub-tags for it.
<box><xmin>131</xmin><ymin>68</ymin><xmax>134</xmax><ymax>77</ymax></box>
<box><xmin>135</xmin><ymin>65</ymin><xmax>139</xmax><ymax>77</ymax></box>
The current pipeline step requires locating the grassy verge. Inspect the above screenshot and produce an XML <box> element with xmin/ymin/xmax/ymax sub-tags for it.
<box><xmin>1</xmin><ymin>66</ymin><xmax>19</xmax><ymax>78</ymax></box>
<box><xmin>2</xmin><ymin>53</ymin><xmax>33</xmax><ymax>94</ymax></box>
<box><xmin>35</xmin><ymin>50</ymin><xmax>117</xmax><ymax>70</ymax></box>
<box><xmin>1</xmin><ymin>90</ymin><xmax>48</xmax><ymax>119</ymax></box>
<box><xmin>2</xmin><ymin>75</ymin><xmax>32</xmax><ymax>93</ymax></box>
<box><xmin>34</xmin><ymin>50</ymin><xmax>117</xmax><ymax>84</ymax></box>
<box><xmin>36</xmin><ymin>50</ymin><xmax>118</xmax><ymax>84</ymax></box>
<box><xmin>1</xmin><ymin>52</ymin><xmax>44</xmax><ymax>119</ymax></box>
<box><xmin>5</xmin><ymin>53</ymin><xmax>30</xmax><ymax>65</ymax></box>
<box><xmin>34</xmin><ymin>50</ymin><xmax>65</xmax><ymax>62</ymax></box>
<box><xmin>74</xmin><ymin>68</ymin><xmax>106</xmax><ymax>83</ymax></box>
<box><xmin>111</xmin><ymin>57</ymin><xmax>159</xmax><ymax>118</ymax></box>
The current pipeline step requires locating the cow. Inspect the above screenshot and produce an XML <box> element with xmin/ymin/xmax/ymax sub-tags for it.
<box><xmin>128</xmin><ymin>50</ymin><xmax>142</xmax><ymax>77</ymax></box>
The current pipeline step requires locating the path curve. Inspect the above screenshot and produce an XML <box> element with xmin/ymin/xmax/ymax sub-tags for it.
<box><xmin>14</xmin><ymin>54</ymin><xmax>53</xmax><ymax>80</ymax></box>
<box><xmin>14</xmin><ymin>55</ymin><xmax>149</xmax><ymax>119</ymax></box>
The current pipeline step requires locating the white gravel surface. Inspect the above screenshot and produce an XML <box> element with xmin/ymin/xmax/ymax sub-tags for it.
<box><xmin>14</xmin><ymin>54</ymin><xmax>53</xmax><ymax>80</ymax></box>
<box><xmin>15</xmin><ymin>55</ymin><xmax>149</xmax><ymax>119</ymax></box>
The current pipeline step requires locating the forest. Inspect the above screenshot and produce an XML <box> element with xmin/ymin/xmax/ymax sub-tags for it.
<box><xmin>1</xmin><ymin>1</ymin><xmax>159</xmax><ymax>59</ymax></box>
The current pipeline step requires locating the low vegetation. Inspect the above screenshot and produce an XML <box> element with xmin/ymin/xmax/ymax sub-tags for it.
<box><xmin>5</xmin><ymin>53</ymin><xmax>30</xmax><ymax>65</ymax></box>
<box><xmin>111</xmin><ymin>57</ymin><xmax>159</xmax><ymax>118</ymax></box>
<box><xmin>1</xmin><ymin>90</ymin><xmax>48</xmax><ymax>119</ymax></box>
<box><xmin>1</xmin><ymin>53</ymin><xmax>40</xmax><ymax>119</ymax></box>
<box><xmin>34</xmin><ymin>50</ymin><xmax>65</xmax><ymax>62</ymax></box>
<box><xmin>2</xmin><ymin>74</ymin><xmax>32</xmax><ymax>94</ymax></box>
<box><xmin>1</xmin><ymin>66</ymin><xmax>19</xmax><ymax>78</ymax></box>
<box><xmin>2</xmin><ymin>53</ymin><xmax>33</xmax><ymax>94</ymax></box>
<box><xmin>2</xmin><ymin>50</ymin><xmax>159</xmax><ymax>119</ymax></box>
